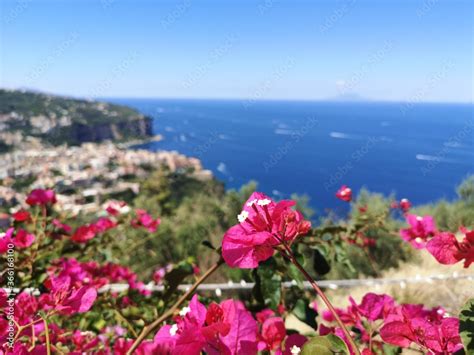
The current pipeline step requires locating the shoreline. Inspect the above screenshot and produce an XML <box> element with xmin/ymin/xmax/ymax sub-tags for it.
<box><xmin>118</xmin><ymin>134</ymin><xmax>164</xmax><ymax>149</ymax></box>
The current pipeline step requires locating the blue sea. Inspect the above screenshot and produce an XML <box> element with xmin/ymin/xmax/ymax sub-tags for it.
<box><xmin>109</xmin><ymin>99</ymin><xmax>473</xmax><ymax>213</ymax></box>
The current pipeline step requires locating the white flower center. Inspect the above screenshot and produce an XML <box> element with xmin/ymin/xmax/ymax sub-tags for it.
<box><xmin>291</xmin><ymin>345</ymin><xmax>301</xmax><ymax>354</ymax></box>
<box><xmin>179</xmin><ymin>306</ymin><xmax>191</xmax><ymax>317</ymax></box>
<box><xmin>246</xmin><ymin>199</ymin><xmax>258</xmax><ymax>207</ymax></box>
<box><xmin>238</xmin><ymin>210</ymin><xmax>249</xmax><ymax>223</ymax></box>
<box><xmin>169</xmin><ymin>324</ymin><xmax>179</xmax><ymax>336</ymax></box>
<box><xmin>257</xmin><ymin>198</ymin><xmax>271</xmax><ymax>206</ymax></box>
<box><xmin>416</xmin><ymin>216</ymin><xmax>423</xmax><ymax>221</ymax></box>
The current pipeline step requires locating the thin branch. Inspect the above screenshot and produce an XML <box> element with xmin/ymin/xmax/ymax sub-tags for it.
<box><xmin>42</xmin><ymin>317</ymin><xmax>51</xmax><ymax>355</ymax></box>
<box><xmin>280</xmin><ymin>244</ymin><xmax>361</xmax><ymax>355</ymax></box>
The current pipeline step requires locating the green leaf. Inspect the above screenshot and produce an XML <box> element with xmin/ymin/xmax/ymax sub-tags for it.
<box><xmin>201</xmin><ymin>240</ymin><xmax>216</xmax><ymax>250</ymax></box>
<box><xmin>382</xmin><ymin>344</ymin><xmax>402</xmax><ymax>355</ymax></box>
<box><xmin>459</xmin><ymin>298</ymin><xmax>474</xmax><ymax>352</ymax></box>
<box><xmin>287</xmin><ymin>263</ymin><xmax>304</xmax><ymax>289</ymax></box>
<box><xmin>322</xmin><ymin>233</ymin><xmax>333</xmax><ymax>242</ymax></box>
<box><xmin>334</xmin><ymin>243</ymin><xmax>356</xmax><ymax>274</ymax></box>
<box><xmin>93</xmin><ymin>318</ymin><xmax>107</xmax><ymax>331</ymax></box>
<box><xmin>312</xmin><ymin>225</ymin><xmax>346</xmax><ymax>237</ymax></box>
<box><xmin>301</xmin><ymin>334</ymin><xmax>350</xmax><ymax>355</ymax></box>
<box><xmin>292</xmin><ymin>299</ymin><xmax>318</xmax><ymax>329</ymax></box>
<box><xmin>253</xmin><ymin>258</ymin><xmax>282</xmax><ymax>310</ymax></box>
<box><xmin>313</xmin><ymin>248</ymin><xmax>331</xmax><ymax>275</ymax></box>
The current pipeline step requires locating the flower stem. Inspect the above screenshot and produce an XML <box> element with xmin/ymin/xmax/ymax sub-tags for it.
<box><xmin>42</xmin><ymin>317</ymin><xmax>51</xmax><ymax>355</ymax></box>
<box><xmin>281</xmin><ymin>244</ymin><xmax>361</xmax><ymax>355</ymax></box>
<box><xmin>126</xmin><ymin>258</ymin><xmax>224</xmax><ymax>355</ymax></box>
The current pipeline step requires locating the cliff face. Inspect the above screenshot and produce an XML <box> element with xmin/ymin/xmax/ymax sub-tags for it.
<box><xmin>0</xmin><ymin>89</ymin><xmax>153</xmax><ymax>148</ymax></box>
<box><xmin>49</xmin><ymin>116</ymin><xmax>153</xmax><ymax>145</ymax></box>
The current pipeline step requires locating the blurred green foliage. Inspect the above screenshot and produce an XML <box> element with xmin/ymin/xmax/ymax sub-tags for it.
<box><xmin>413</xmin><ymin>175</ymin><xmax>474</xmax><ymax>231</ymax></box>
<box><xmin>108</xmin><ymin>172</ymin><xmax>474</xmax><ymax>282</ymax></box>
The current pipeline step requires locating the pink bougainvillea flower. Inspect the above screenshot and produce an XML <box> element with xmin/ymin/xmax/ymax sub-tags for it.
<box><xmin>153</xmin><ymin>268</ymin><xmax>166</xmax><ymax>285</ymax></box>
<box><xmin>12</xmin><ymin>210</ymin><xmax>30</xmax><ymax>222</ymax></box>
<box><xmin>113</xmin><ymin>338</ymin><xmax>157</xmax><ymax>355</ymax></box>
<box><xmin>105</xmin><ymin>200</ymin><xmax>130</xmax><ymax>216</ymax></box>
<box><xmin>222</xmin><ymin>225</ymin><xmax>276</xmax><ymax>269</ymax></box>
<box><xmin>154</xmin><ymin>296</ymin><xmax>257</xmax><ymax>355</ymax></box>
<box><xmin>48</xmin><ymin>257</ymin><xmax>149</xmax><ymax>295</ymax></box>
<box><xmin>14</xmin><ymin>292</ymin><xmax>39</xmax><ymax>325</ymax></box>
<box><xmin>362</xmin><ymin>237</ymin><xmax>376</xmax><ymax>248</ymax></box>
<box><xmin>322</xmin><ymin>294</ymin><xmax>460</xmax><ymax>355</ymax></box>
<box><xmin>52</xmin><ymin>219</ymin><xmax>72</xmax><ymax>233</ymax></box>
<box><xmin>131</xmin><ymin>209</ymin><xmax>161</xmax><ymax>232</ymax></box>
<box><xmin>399</xmin><ymin>198</ymin><xmax>411</xmax><ymax>213</ymax></box>
<box><xmin>0</xmin><ymin>289</ymin><xmax>7</xmax><ymax>308</ymax></box>
<box><xmin>13</xmin><ymin>229</ymin><xmax>35</xmax><ymax>249</ymax></box>
<box><xmin>153</xmin><ymin>264</ymin><xmax>172</xmax><ymax>285</ymax></box>
<box><xmin>4</xmin><ymin>343</ymin><xmax>48</xmax><ymax>355</ymax></box>
<box><xmin>222</xmin><ymin>192</ymin><xmax>311</xmax><ymax>268</ymax></box>
<box><xmin>336</xmin><ymin>185</ymin><xmax>352</xmax><ymax>202</ymax></box>
<box><xmin>258</xmin><ymin>317</ymin><xmax>286</xmax><ymax>351</ymax></box>
<box><xmin>280</xmin><ymin>334</ymin><xmax>307</xmax><ymax>355</ymax></box>
<box><xmin>71</xmin><ymin>224</ymin><xmax>97</xmax><ymax>243</ymax></box>
<box><xmin>423</xmin><ymin>317</ymin><xmax>463</xmax><ymax>354</ymax></box>
<box><xmin>201</xmin><ymin>302</ymin><xmax>232</xmax><ymax>346</ymax></box>
<box><xmin>322</xmin><ymin>297</ymin><xmax>360</xmax><ymax>326</ymax></box>
<box><xmin>256</xmin><ymin>309</ymin><xmax>276</xmax><ymax>324</ymax></box>
<box><xmin>381</xmin><ymin>316</ymin><xmax>462</xmax><ymax>353</ymax></box>
<box><xmin>215</xmin><ymin>299</ymin><xmax>258</xmax><ymax>354</ymax></box>
<box><xmin>40</xmin><ymin>276</ymin><xmax>97</xmax><ymax>315</ymax></box>
<box><xmin>322</xmin><ymin>294</ymin><xmax>395</xmax><ymax>351</ymax></box>
<box><xmin>0</xmin><ymin>228</ymin><xmax>14</xmax><ymax>253</ymax></box>
<box><xmin>71</xmin><ymin>217</ymin><xmax>117</xmax><ymax>243</ymax></box>
<box><xmin>71</xmin><ymin>330</ymin><xmax>101</xmax><ymax>353</ymax></box>
<box><xmin>357</xmin><ymin>293</ymin><xmax>394</xmax><ymax>321</ymax></box>
<box><xmin>93</xmin><ymin>217</ymin><xmax>117</xmax><ymax>233</ymax></box>
<box><xmin>26</xmin><ymin>189</ymin><xmax>57</xmax><ymax>206</ymax></box>
<box><xmin>426</xmin><ymin>232</ymin><xmax>460</xmax><ymax>265</ymax></box>
<box><xmin>459</xmin><ymin>228</ymin><xmax>474</xmax><ymax>267</ymax></box>
<box><xmin>426</xmin><ymin>228</ymin><xmax>474</xmax><ymax>268</ymax></box>
<box><xmin>380</xmin><ymin>303</ymin><xmax>463</xmax><ymax>353</ymax></box>
<box><xmin>152</xmin><ymin>325</ymin><xmax>177</xmax><ymax>354</ymax></box>
<box><xmin>391</xmin><ymin>303</ymin><xmax>446</xmax><ymax>324</ymax></box>
<box><xmin>399</xmin><ymin>214</ymin><xmax>436</xmax><ymax>249</ymax></box>
<box><xmin>49</xmin><ymin>258</ymin><xmax>105</xmax><ymax>289</ymax></box>
<box><xmin>154</xmin><ymin>295</ymin><xmax>208</xmax><ymax>354</ymax></box>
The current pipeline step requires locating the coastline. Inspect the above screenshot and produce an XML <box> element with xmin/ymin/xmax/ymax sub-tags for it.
<box><xmin>118</xmin><ymin>134</ymin><xmax>164</xmax><ymax>149</ymax></box>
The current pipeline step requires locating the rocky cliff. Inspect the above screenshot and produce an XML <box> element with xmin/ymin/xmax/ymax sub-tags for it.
<box><xmin>0</xmin><ymin>89</ymin><xmax>152</xmax><ymax>150</ymax></box>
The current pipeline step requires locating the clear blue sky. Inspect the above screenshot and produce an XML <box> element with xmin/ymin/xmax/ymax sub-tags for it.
<box><xmin>1</xmin><ymin>0</ymin><xmax>472</xmax><ymax>102</ymax></box>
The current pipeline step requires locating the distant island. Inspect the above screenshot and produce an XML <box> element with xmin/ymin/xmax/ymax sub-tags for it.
<box><xmin>0</xmin><ymin>89</ymin><xmax>153</xmax><ymax>151</ymax></box>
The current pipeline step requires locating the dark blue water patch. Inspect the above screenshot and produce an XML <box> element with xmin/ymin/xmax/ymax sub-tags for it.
<box><xmin>106</xmin><ymin>98</ymin><xmax>474</xmax><ymax>213</ymax></box>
